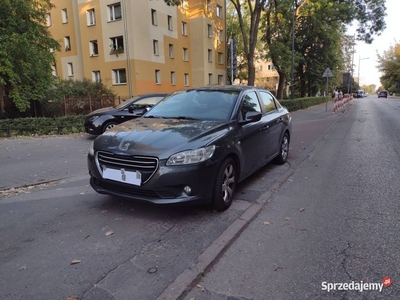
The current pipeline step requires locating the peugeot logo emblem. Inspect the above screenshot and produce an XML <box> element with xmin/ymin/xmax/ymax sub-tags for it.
<box><xmin>120</xmin><ymin>142</ymin><xmax>130</xmax><ymax>150</ymax></box>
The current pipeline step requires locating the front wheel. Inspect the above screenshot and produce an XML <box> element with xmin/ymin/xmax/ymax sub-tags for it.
<box><xmin>212</xmin><ymin>158</ymin><xmax>237</xmax><ymax>211</ymax></box>
<box><xmin>274</xmin><ymin>132</ymin><xmax>289</xmax><ymax>165</ymax></box>
<box><xmin>102</xmin><ymin>121</ymin><xmax>118</xmax><ymax>133</ymax></box>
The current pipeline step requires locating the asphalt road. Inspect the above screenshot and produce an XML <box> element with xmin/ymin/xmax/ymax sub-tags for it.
<box><xmin>3</xmin><ymin>97</ymin><xmax>397</xmax><ymax>300</ymax></box>
<box><xmin>184</xmin><ymin>96</ymin><xmax>400</xmax><ymax>300</ymax></box>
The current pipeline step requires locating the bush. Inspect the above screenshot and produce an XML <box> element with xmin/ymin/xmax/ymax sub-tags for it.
<box><xmin>280</xmin><ymin>96</ymin><xmax>329</xmax><ymax>112</ymax></box>
<box><xmin>0</xmin><ymin>115</ymin><xmax>85</xmax><ymax>137</ymax></box>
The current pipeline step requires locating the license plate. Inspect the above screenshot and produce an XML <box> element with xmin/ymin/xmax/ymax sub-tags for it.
<box><xmin>102</xmin><ymin>167</ymin><xmax>142</xmax><ymax>186</ymax></box>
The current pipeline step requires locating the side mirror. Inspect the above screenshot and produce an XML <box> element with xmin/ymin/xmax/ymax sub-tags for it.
<box><xmin>128</xmin><ymin>106</ymin><xmax>134</xmax><ymax>114</ymax></box>
<box><xmin>239</xmin><ymin>111</ymin><xmax>262</xmax><ymax>124</ymax></box>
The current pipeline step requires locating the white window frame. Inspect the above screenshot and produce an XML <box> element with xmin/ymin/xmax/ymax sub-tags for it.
<box><xmin>207</xmin><ymin>24</ymin><xmax>212</xmax><ymax>38</ymax></box>
<box><xmin>216</xmin><ymin>5</ymin><xmax>222</xmax><ymax>18</ymax></box>
<box><xmin>208</xmin><ymin>49</ymin><xmax>212</xmax><ymax>62</ymax></box>
<box><xmin>184</xmin><ymin>73</ymin><xmax>189</xmax><ymax>86</ymax></box>
<box><xmin>170</xmin><ymin>71</ymin><xmax>176</xmax><ymax>85</ymax></box>
<box><xmin>153</xmin><ymin>40</ymin><xmax>159</xmax><ymax>56</ymax></box>
<box><xmin>217</xmin><ymin>29</ymin><xmax>223</xmax><ymax>41</ymax></box>
<box><xmin>89</xmin><ymin>40</ymin><xmax>99</xmax><ymax>56</ymax></box>
<box><xmin>46</xmin><ymin>13</ymin><xmax>52</xmax><ymax>27</ymax></box>
<box><xmin>183</xmin><ymin>48</ymin><xmax>188</xmax><ymax>61</ymax></box>
<box><xmin>67</xmin><ymin>63</ymin><xmax>74</xmax><ymax>77</ymax></box>
<box><xmin>167</xmin><ymin>15</ymin><xmax>173</xmax><ymax>31</ymax></box>
<box><xmin>151</xmin><ymin>9</ymin><xmax>157</xmax><ymax>25</ymax></box>
<box><xmin>208</xmin><ymin>73</ymin><xmax>213</xmax><ymax>85</ymax></box>
<box><xmin>51</xmin><ymin>66</ymin><xmax>57</xmax><ymax>77</ymax></box>
<box><xmin>87</xmin><ymin>9</ymin><xmax>96</xmax><ymax>26</ymax></box>
<box><xmin>218</xmin><ymin>75</ymin><xmax>223</xmax><ymax>85</ymax></box>
<box><xmin>218</xmin><ymin>52</ymin><xmax>223</xmax><ymax>64</ymax></box>
<box><xmin>92</xmin><ymin>71</ymin><xmax>101</xmax><ymax>83</ymax></box>
<box><xmin>182</xmin><ymin>22</ymin><xmax>187</xmax><ymax>36</ymax></box>
<box><xmin>155</xmin><ymin>70</ymin><xmax>161</xmax><ymax>84</ymax></box>
<box><xmin>64</xmin><ymin>36</ymin><xmax>71</xmax><ymax>51</ymax></box>
<box><xmin>110</xmin><ymin>36</ymin><xmax>124</xmax><ymax>52</ymax></box>
<box><xmin>169</xmin><ymin>44</ymin><xmax>174</xmax><ymax>58</ymax></box>
<box><xmin>61</xmin><ymin>8</ymin><xmax>68</xmax><ymax>24</ymax></box>
<box><xmin>112</xmin><ymin>69</ymin><xmax>126</xmax><ymax>84</ymax></box>
<box><xmin>108</xmin><ymin>3</ymin><xmax>122</xmax><ymax>21</ymax></box>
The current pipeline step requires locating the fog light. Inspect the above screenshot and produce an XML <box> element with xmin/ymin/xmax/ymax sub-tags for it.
<box><xmin>183</xmin><ymin>186</ymin><xmax>192</xmax><ymax>195</ymax></box>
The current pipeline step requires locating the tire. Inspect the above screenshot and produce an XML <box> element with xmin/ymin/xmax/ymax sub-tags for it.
<box><xmin>102</xmin><ymin>122</ymin><xmax>118</xmax><ymax>133</ymax></box>
<box><xmin>212</xmin><ymin>157</ymin><xmax>237</xmax><ymax>211</ymax></box>
<box><xmin>274</xmin><ymin>132</ymin><xmax>289</xmax><ymax>165</ymax></box>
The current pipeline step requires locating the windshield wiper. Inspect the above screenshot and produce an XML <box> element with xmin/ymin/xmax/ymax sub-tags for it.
<box><xmin>143</xmin><ymin>115</ymin><xmax>166</xmax><ymax>118</ymax></box>
<box><xmin>170</xmin><ymin>116</ymin><xmax>198</xmax><ymax>120</ymax></box>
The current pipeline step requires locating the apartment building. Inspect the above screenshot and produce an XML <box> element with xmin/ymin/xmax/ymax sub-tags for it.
<box><xmin>255</xmin><ymin>61</ymin><xmax>279</xmax><ymax>95</ymax></box>
<box><xmin>46</xmin><ymin>0</ymin><xmax>226</xmax><ymax>99</ymax></box>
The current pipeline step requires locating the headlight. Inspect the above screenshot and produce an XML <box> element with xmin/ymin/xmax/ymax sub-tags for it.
<box><xmin>166</xmin><ymin>145</ymin><xmax>216</xmax><ymax>166</ymax></box>
<box><xmin>88</xmin><ymin>141</ymin><xmax>94</xmax><ymax>156</ymax></box>
<box><xmin>87</xmin><ymin>115</ymin><xmax>99</xmax><ymax>122</ymax></box>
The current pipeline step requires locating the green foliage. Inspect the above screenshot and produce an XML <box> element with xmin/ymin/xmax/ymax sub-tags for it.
<box><xmin>0</xmin><ymin>0</ymin><xmax>60</xmax><ymax>112</ymax></box>
<box><xmin>377</xmin><ymin>44</ymin><xmax>400</xmax><ymax>91</ymax></box>
<box><xmin>280</xmin><ymin>96</ymin><xmax>329</xmax><ymax>112</ymax></box>
<box><xmin>0</xmin><ymin>115</ymin><xmax>85</xmax><ymax>137</ymax></box>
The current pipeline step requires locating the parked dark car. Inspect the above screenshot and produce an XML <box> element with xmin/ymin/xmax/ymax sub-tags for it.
<box><xmin>87</xmin><ymin>86</ymin><xmax>292</xmax><ymax>211</ymax></box>
<box><xmin>378</xmin><ymin>90</ymin><xmax>388</xmax><ymax>98</ymax></box>
<box><xmin>84</xmin><ymin>93</ymin><xmax>167</xmax><ymax>134</ymax></box>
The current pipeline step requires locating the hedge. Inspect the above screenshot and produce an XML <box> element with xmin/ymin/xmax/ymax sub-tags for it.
<box><xmin>280</xmin><ymin>96</ymin><xmax>330</xmax><ymax>111</ymax></box>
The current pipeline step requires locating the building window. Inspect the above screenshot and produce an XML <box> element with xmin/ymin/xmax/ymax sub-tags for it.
<box><xmin>208</xmin><ymin>73</ymin><xmax>213</xmax><ymax>85</ymax></box>
<box><xmin>92</xmin><ymin>71</ymin><xmax>101</xmax><ymax>83</ymax></box>
<box><xmin>217</xmin><ymin>29</ymin><xmax>223</xmax><ymax>41</ymax></box>
<box><xmin>51</xmin><ymin>66</ymin><xmax>57</xmax><ymax>77</ymax></box>
<box><xmin>184</xmin><ymin>73</ymin><xmax>189</xmax><ymax>86</ymax></box>
<box><xmin>207</xmin><ymin>24</ymin><xmax>212</xmax><ymax>38</ymax></box>
<box><xmin>112</xmin><ymin>69</ymin><xmax>126</xmax><ymax>84</ymax></box>
<box><xmin>216</xmin><ymin>5</ymin><xmax>222</xmax><ymax>18</ymax></box>
<box><xmin>64</xmin><ymin>36</ymin><xmax>71</xmax><ymax>51</ymax></box>
<box><xmin>61</xmin><ymin>8</ymin><xmax>68</xmax><ymax>24</ymax></box>
<box><xmin>46</xmin><ymin>13</ymin><xmax>52</xmax><ymax>27</ymax></box>
<box><xmin>110</xmin><ymin>36</ymin><xmax>124</xmax><ymax>53</ymax></box>
<box><xmin>170</xmin><ymin>71</ymin><xmax>176</xmax><ymax>85</ymax></box>
<box><xmin>108</xmin><ymin>3</ymin><xmax>122</xmax><ymax>21</ymax></box>
<box><xmin>183</xmin><ymin>48</ymin><xmax>188</xmax><ymax>61</ymax></box>
<box><xmin>167</xmin><ymin>15</ymin><xmax>173</xmax><ymax>30</ymax></box>
<box><xmin>87</xmin><ymin>9</ymin><xmax>96</xmax><ymax>26</ymax></box>
<box><xmin>155</xmin><ymin>70</ymin><xmax>161</xmax><ymax>84</ymax></box>
<box><xmin>206</xmin><ymin>0</ymin><xmax>211</xmax><ymax>12</ymax></box>
<box><xmin>218</xmin><ymin>75</ymin><xmax>223</xmax><ymax>85</ymax></box>
<box><xmin>258</xmin><ymin>65</ymin><xmax>263</xmax><ymax>71</ymax></box>
<box><xmin>67</xmin><ymin>63</ymin><xmax>74</xmax><ymax>77</ymax></box>
<box><xmin>90</xmin><ymin>40</ymin><xmax>98</xmax><ymax>56</ymax></box>
<box><xmin>153</xmin><ymin>40</ymin><xmax>159</xmax><ymax>56</ymax></box>
<box><xmin>169</xmin><ymin>44</ymin><xmax>174</xmax><ymax>58</ymax></box>
<box><xmin>208</xmin><ymin>49</ymin><xmax>212</xmax><ymax>62</ymax></box>
<box><xmin>151</xmin><ymin>9</ymin><xmax>157</xmax><ymax>25</ymax></box>
<box><xmin>182</xmin><ymin>22</ymin><xmax>187</xmax><ymax>36</ymax></box>
<box><xmin>217</xmin><ymin>52</ymin><xmax>223</xmax><ymax>64</ymax></box>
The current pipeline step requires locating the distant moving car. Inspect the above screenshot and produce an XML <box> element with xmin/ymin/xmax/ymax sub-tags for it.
<box><xmin>356</xmin><ymin>90</ymin><xmax>365</xmax><ymax>98</ymax></box>
<box><xmin>88</xmin><ymin>86</ymin><xmax>292</xmax><ymax>211</ymax></box>
<box><xmin>84</xmin><ymin>93</ymin><xmax>167</xmax><ymax>135</ymax></box>
<box><xmin>378</xmin><ymin>90</ymin><xmax>388</xmax><ymax>98</ymax></box>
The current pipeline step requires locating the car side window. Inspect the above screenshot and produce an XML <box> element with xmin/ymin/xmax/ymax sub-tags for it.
<box><xmin>239</xmin><ymin>91</ymin><xmax>262</xmax><ymax>120</ymax></box>
<box><xmin>259</xmin><ymin>91</ymin><xmax>277</xmax><ymax>113</ymax></box>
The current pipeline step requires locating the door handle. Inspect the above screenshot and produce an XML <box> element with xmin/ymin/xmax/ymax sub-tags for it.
<box><xmin>262</xmin><ymin>125</ymin><xmax>269</xmax><ymax>130</ymax></box>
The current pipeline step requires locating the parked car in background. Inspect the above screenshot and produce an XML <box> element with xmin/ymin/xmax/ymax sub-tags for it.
<box><xmin>88</xmin><ymin>86</ymin><xmax>292</xmax><ymax>211</ymax></box>
<box><xmin>84</xmin><ymin>93</ymin><xmax>167</xmax><ymax>135</ymax></box>
<box><xmin>378</xmin><ymin>90</ymin><xmax>388</xmax><ymax>98</ymax></box>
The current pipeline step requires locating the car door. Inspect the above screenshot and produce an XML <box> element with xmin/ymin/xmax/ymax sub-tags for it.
<box><xmin>115</xmin><ymin>96</ymin><xmax>164</xmax><ymax>123</ymax></box>
<box><xmin>258</xmin><ymin>91</ymin><xmax>284</xmax><ymax>160</ymax></box>
<box><xmin>236</xmin><ymin>91</ymin><xmax>269</xmax><ymax>178</ymax></box>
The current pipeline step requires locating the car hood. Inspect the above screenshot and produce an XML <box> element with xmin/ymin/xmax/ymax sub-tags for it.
<box><xmin>94</xmin><ymin>117</ymin><xmax>230</xmax><ymax>158</ymax></box>
<box><xmin>87</xmin><ymin>106</ymin><xmax>116</xmax><ymax>117</ymax></box>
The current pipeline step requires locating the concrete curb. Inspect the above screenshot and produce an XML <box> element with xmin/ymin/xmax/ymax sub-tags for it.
<box><xmin>157</xmin><ymin>104</ymin><xmax>352</xmax><ymax>300</ymax></box>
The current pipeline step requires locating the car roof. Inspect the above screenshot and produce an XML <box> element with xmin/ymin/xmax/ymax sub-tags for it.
<box><xmin>183</xmin><ymin>85</ymin><xmax>270</xmax><ymax>93</ymax></box>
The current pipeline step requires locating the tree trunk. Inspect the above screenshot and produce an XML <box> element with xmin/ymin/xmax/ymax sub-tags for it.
<box><xmin>247</xmin><ymin>54</ymin><xmax>255</xmax><ymax>86</ymax></box>
<box><xmin>277</xmin><ymin>71</ymin><xmax>286</xmax><ymax>100</ymax></box>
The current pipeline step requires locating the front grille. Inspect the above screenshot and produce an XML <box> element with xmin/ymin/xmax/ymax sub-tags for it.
<box><xmin>96</xmin><ymin>151</ymin><xmax>158</xmax><ymax>184</ymax></box>
<box><xmin>98</xmin><ymin>179</ymin><xmax>176</xmax><ymax>199</ymax></box>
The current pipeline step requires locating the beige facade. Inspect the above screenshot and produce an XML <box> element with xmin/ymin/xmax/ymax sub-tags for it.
<box><xmin>47</xmin><ymin>0</ymin><xmax>226</xmax><ymax>99</ymax></box>
<box><xmin>254</xmin><ymin>60</ymin><xmax>279</xmax><ymax>95</ymax></box>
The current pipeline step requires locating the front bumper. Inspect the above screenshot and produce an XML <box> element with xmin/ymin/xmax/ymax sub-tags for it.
<box><xmin>88</xmin><ymin>153</ymin><xmax>219</xmax><ymax>205</ymax></box>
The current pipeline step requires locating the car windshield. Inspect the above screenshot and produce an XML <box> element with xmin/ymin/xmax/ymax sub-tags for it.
<box><xmin>115</xmin><ymin>96</ymin><xmax>141</xmax><ymax>109</ymax></box>
<box><xmin>144</xmin><ymin>90</ymin><xmax>239</xmax><ymax>121</ymax></box>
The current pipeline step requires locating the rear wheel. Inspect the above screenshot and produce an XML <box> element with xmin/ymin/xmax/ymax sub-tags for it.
<box><xmin>212</xmin><ymin>158</ymin><xmax>236</xmax><ymax>211</ymax></box>
<box><xmin>274</xmin><ymin>132</ymin><xmax>289</xmax><ymax>165</ymax></box>
<box><xmin>102</xmin><ymin>122</ymin><xmax>118</xmax><ymax>133</ymax></box>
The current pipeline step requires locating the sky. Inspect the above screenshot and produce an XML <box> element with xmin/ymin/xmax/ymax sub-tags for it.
<box><xmin>350</xmin><ymin>0</ymin><xmax>398</xmax><ymax>88</ymax></box>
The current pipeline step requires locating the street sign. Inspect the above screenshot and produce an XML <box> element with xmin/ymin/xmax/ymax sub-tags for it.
<box><xmin>322</xmin><ymin>68</ymin><xmax>333</xmax><ymax>78</ymax></box>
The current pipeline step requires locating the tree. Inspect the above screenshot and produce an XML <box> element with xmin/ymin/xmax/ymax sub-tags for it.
<box><xmin>377</xmin><ymin>44</ymin><xmax>400</xmax><ymax>92</ymax></box>
<box><xmin>0</xmin><ymin>0</ymin><xmax>60</xmax><ymax>112</ymax></box>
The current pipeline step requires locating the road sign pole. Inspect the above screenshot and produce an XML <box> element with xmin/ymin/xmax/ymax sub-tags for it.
<box><xmin>326</xmin><ymin>77</ymin><xmax>329</xmax><ymax>112</ymax></box>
